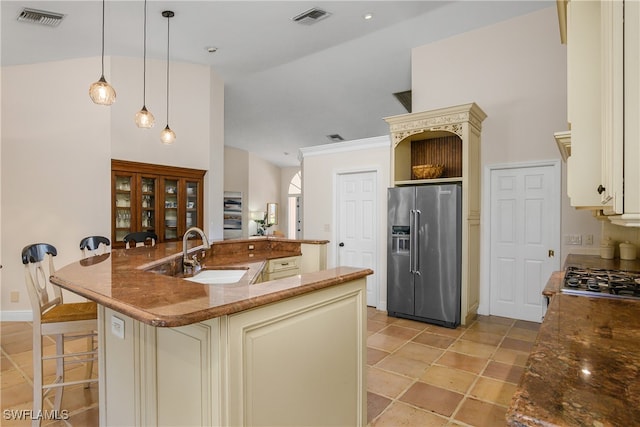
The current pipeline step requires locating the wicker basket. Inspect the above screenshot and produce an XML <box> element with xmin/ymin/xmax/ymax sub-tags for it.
<box><xmin>412</xmin><ymin>164</ymin><xmax>445</xmax><ymax>179</ymax></box>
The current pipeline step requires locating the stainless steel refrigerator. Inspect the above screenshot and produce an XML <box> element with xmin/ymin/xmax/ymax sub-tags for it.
<box><xmin>387</xmin><ymin>183</ymin><xmax>462</xmax><ymax>328</ymax></box>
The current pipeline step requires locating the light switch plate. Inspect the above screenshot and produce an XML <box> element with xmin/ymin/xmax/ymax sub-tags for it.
<box><xmin>111</xmin><ymin>315</ymin><xmax>125</xmax><ymax>339</ymax></box>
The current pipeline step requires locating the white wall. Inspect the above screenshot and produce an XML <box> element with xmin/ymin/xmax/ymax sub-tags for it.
<box><xmin>301</xmin><ymin>136</ymin><xmax>391</xmax><ymax>310</ymax></box>
<box><xmin>0</xmin><ymin>56</ymin><xmax>224</xmax><ymax>319</ymax></box>
<box><xmin>411</xmin><ymin>6</ymin><xmax>601</xmax><ymax>268</ymax></box>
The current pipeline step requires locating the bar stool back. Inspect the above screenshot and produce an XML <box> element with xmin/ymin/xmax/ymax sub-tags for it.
<box><xmin>79</xmin><ymin>235</ymin><xmax>110</xmax><ymax>257</ymax></box>
<box><xmin>21</xmin><ymin>243</ymin><xmax>98</xmax><ymax>426</ymax></box>
<box><xmin>123</xmin><ymin>231</ymin><xmax>157</xmax><ymax>249</ymax></box>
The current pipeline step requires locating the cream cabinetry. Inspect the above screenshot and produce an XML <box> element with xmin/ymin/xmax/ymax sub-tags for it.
<box><xmin>565</xmin><ymin>0</ymin><xmax>608</xmax><ymax>209</ymax></box>
<box><xmin>300</xmin><ymin>243</ymin><xmax>328</xmax><ymax>273</ymax></box>
<box><xmin>98</xmin><ymin>278</ymin><xmax>366</xmax><ymax>426</ymax></box>
<box><xmin>264</xmin><ymin>255</ymin><xmax>300</xmax><ymax>281</ymax></box>
<box><xmin>384</xmin><ymin>103</ymin><xmax>486</xmax><ymax>325</ymax></box>
<box><xmin>561</xmin><ymin>0</ymin><xmax>640</xmax><ymax>226</ymax></box>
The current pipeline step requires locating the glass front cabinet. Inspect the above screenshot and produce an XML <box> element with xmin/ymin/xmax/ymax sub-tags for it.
<box><xmin>111</xmin><ymin>160</ymin><xmax>206</xmax><ymax>248</ymax></box>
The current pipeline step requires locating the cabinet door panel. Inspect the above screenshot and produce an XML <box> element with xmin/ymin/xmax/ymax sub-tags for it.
<box><xmin>566</xmin><ymin>0</ymin><xmax>606</xmax><ymax>208</ymax></box>
<box><xmin>140</xmin><ymin>176</ymin><xmax>158</xmax><ymax>233</ymax></box>
<box><xmin>162</xmin><ymin>178</ymin><xmax>180</xmax><ymax>241</ymax></box>
<box><xmin>113</xmin><ymin>172</ymin><xmax>135</xmax><ymax>245</ymax></box>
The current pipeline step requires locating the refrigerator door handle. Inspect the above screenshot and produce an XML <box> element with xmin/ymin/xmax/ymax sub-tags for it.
<box><xmin>409</xmin><ymin>209</ymin><xmax>415</xmax><ymax>273</ymax></box>
<box><xmin>414</xmin><ymin>209</ymin><xmax>421</xmax><ymax>275</ymax></box>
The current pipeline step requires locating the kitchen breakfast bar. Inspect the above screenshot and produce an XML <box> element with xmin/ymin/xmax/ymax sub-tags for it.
<box><xmin>51</xmin><ymin>238</ymin><xmax>372</xmax><ymax>426</ymax></box>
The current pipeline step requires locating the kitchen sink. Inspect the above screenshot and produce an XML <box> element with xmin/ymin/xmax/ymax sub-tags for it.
<box><xmin>184</xmin><ymin>269</ymin><xmax>247</xmax><ymax>285</ymax></box>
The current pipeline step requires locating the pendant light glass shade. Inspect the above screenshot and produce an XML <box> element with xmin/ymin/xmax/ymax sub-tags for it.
<box><xmin>135</xmin><ymin>106</ymin><xmax>155</xmax><ymax>128</ymax></box>
<box><xmin>89</xmin><ymin>76</ymin><xmax>116</xmax><ymax>105</ymax></box>
<box><xmin>135</xmin><ymin>0</ymin><xmax>154</xmax><ymax>128</ymax></box>
<box><xmin>90</xmin><ymin>0</ymin><xmax>116</xmax><ymax>105</ymax></box>
<box><xmin>160</xmin><ymin>125</ymin><xmax>176</xmax><ymax>145</ymax></box>
<box><xmin>161</xmin><ymin>10</ymin><xmax>175</xmax><ymax>144</ymax></box>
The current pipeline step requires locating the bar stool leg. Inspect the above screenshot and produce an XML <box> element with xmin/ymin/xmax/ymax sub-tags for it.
<box><xmin>53</xmin><ymin>334</ymin><xmax>64</xmax><ymax>411</ymax></box>
<box><xmin>32</xmin><ymin>332</ymin><xmax>43</xmax><ymax>427</ymax></box>
<box><xmin>84</xmin><ymin>335</ymin><xmax>94</xmax><ymax>388</ymax></box>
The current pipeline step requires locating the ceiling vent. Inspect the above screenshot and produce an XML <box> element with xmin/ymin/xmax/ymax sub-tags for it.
<box><xmin>292</xmin><ymin>8</ymin><xmax>331</xmax><ymax>25</ymax></box>
<box><xmin>17</xmin><ymin>8</ymin><xmax>65</xmax><ymax>27</ymax></box>
<box><xmin>393</xmin><ymin>90</ymin><xmax>412</xmax><ymax>113</ymax></box>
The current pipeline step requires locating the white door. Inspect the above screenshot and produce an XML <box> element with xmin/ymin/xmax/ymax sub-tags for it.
<box><xmin>489</xmin><ymin>164</ymin><xmax>559</xmax><ymax>322</ymax></box>
<box><xmin>336</xmin><ymin>171</ymin><xmax>378</xmax><ymax>307</ymax></box>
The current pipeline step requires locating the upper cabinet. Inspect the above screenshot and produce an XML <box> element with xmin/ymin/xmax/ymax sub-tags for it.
<box><xmin>560</xmin><ymin>0</ymin><xmax>640</xmax><ymax>226</ymax></box>
<box><xmin>111</xmin><ymin>160</ymin><xmax>206</xmax><ymax>248</ymax></box>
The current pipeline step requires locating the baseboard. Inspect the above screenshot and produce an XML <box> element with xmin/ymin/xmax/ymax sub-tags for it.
<box><xmin>0</xmin><ymin>310</ymin><xmax>32</xmax><ymax>322</ymax></box>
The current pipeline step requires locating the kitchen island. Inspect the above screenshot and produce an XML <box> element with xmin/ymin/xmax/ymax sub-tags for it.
<box><xmin>507</xmin><ymin>255</ymin><xmax>640</xmax><ymax>426</ymax></box>
<box><xmin>51</xmin><ymin>238</ymin><xmax>372</xmax><ymax>426</ymax></box>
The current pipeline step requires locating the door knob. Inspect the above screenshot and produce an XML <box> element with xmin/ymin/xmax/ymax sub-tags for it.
<box><xmin>597</xmin><ymin>184</ymin><xmax>606</xmax><ymax>194</ymax></box>
<box><xmin>548</xmin><ymin>249</ymin><xmax>555</xmax><ymax>258</ymax></box>
<box><xmin>339</xmin><ymin>242</ymin><xmax>345</xmax><ymax>247</ymax></box>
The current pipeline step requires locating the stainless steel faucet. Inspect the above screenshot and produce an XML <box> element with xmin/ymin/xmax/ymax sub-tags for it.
<box><xmin>183</xmin><ymin>227</ymin><xmax>211</xmax><ymax>274</ymax></box>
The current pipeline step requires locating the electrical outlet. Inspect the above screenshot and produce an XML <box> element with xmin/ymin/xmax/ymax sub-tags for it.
<box><xmin>584</xmin><ymin>234</ymin><xmax>594</xmax><ymax>245</ymax></box>
<box><xmin>564</xmin><ymin>234</ymin><xmax>582</xmax><ymax>245</ymax></box>
<box><xmin>111</xmin><ymin>315</ymin><xmax>125</xmax><ymax>339</ymax></box>
<box><xmin>10</xmin><ymin>291</ymin><xmax>19</xmax><ymax>303</ymax></box>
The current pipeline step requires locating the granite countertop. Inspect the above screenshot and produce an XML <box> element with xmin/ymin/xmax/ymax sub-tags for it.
<box><xmin>508</xmin><ymin>253</ymin><xmax>640</xmax><ymax>426</ymax></box>
<box><xmin>51</xmin><ymin>240</ymin><xmax>371</xmax><ymax>327</ymax></box>
<box><xmin>507</xmin><ymin>293</ymin><xmax>640</xmax><ymax>426</ymax></box>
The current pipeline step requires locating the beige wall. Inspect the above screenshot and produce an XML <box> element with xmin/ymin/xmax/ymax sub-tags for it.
<box><xmin>249</xmin><ymin>153</ymin><xmax>281</xmax><ymax>235</ymax></box>
<box><xmin>301</xmin><ymin>136</ymin><xmax>391</xmax><ymax>309</ymax></box>
<box><xmin>1</xmin><ymin>56</ymin><xmax>224</xmax><ymax>318</ymax></box>
<box><xmin>224</xmin><ymin>146</ymin><xmax>249</xmax><ymax>237</ymax></box>
<box><xmin>223</xmin><ymin>146</ymin><xmax>284</xmax><ymax>237</ymax></box>
<box><xmin>280</xmin><ymin>167</ymin><xmax>302</xmax><ymax>238</ymax></box>
<box><xmin>411</xmin><ymin>6</ymin><xmax>601</xmax><ymax>267</ymax></box>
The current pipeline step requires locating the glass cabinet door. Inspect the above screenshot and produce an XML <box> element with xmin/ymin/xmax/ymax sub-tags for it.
<box><xmin>163</xmin><ymin>179</ymin><xmax>179</xmax><ymax>240</ymax></box>
<box><xmin>141</xmin><ymin>176</ymin><xmax>157</xmax><ymax>233</ymax></box>
<box><xmin>186</xmin><ymin>181</ymin><xmax>199</xmax><ymax>229</ymax></box>
<box><xmin>114</xmin><ymin>174</ymin><xmax>133</xmax><ymax>243</ymax></box>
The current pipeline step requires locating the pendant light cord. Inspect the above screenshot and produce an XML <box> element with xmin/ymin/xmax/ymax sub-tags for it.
<box><xmin>165</xmin><ymin>13</ymin><xmax>170</xmax><ymax>125</ymax></box>
<box><xmin>100</xmin><ymin>0</ymin><xmax>105</xmax><ymax>76</ymax></box>
<box><xmin>142</xmin><ymin>0</ymin><xmax>147</xmax><ymax>105</ymax></box>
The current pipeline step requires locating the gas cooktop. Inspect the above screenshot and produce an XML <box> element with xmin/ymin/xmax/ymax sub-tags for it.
<box><xmin>562</xmin><ymin>266</ymin><xmax>640</xmax><ymax>300</ymax></box>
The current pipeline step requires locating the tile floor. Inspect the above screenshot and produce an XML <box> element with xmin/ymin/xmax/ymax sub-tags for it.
<box><xmin>366</xmin><ymin>307</ymin><xmax>539</xmax><ymax>426</ymax></box>
<box><xmin>1</xmin><ymin>309</ymin><xmax>539</xmax><ymax>426</ymax></box>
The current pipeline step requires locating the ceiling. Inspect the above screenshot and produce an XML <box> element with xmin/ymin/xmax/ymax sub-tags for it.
<box><xmin>1</xmin><ymin>1</ymin><xmax>552</xmax><ymax>167</ymax></box>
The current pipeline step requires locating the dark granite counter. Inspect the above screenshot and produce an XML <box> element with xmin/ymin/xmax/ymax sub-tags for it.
<box><xmin>51</xmin><ymin>238</ymin><xmax>371</xmax><ymax>327</ymax></box>
<box><xmin>507</xmin><ymin>293</ymin><xmax>640</xmax><ymax>426</ymax></box>
<box><xmin>508</xmin><ymin>253</ymin><xmax>640</xmax><ymax>426</ymax></box>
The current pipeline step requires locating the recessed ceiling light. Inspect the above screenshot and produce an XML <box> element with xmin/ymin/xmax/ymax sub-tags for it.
<box><xmin>205</xmin><ymin>46</ymin><xmax>218</xmax><ymax>53</ymax></box>
<box><xmin>363</xmin><ymin>13</ymin><xmax>373</xmax><ymax>20</ymax></box>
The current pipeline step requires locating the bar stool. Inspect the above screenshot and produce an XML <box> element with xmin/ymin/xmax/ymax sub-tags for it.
<box><xmin>79</xmin><ymin>235</ymin><xmax>110</xmax><ymax>257</ymax></box>
<box><xmin>21</xmin><ymin>243</ymin><xmax>98</xmax><ymax>426</ymax></box>
<box><xmin>123</xmin><ymin>231</ymin><xmax>158</xmax><ymax>248</ymax></box>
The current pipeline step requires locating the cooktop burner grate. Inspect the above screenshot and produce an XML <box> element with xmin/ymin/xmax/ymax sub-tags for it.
<box><xmin>562</xmin><ymin>266</ymin><xmax>640</xmax><ymax>299</ymax></box>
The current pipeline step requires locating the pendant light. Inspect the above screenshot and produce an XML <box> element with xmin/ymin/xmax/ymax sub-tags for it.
<box><xmin>89</xmin><ymin>0</ymin><xmax>116</xmax><ymax>105</ymax></box>
<box><xmin>160</xmin><ymin>10</ymin><xmax>176</xmax><ymax>145</ymax></box>
<box><xmin>135</xmin><ymin>0</ymin><xmax>154</xmax><ymax>128</ymax></box>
